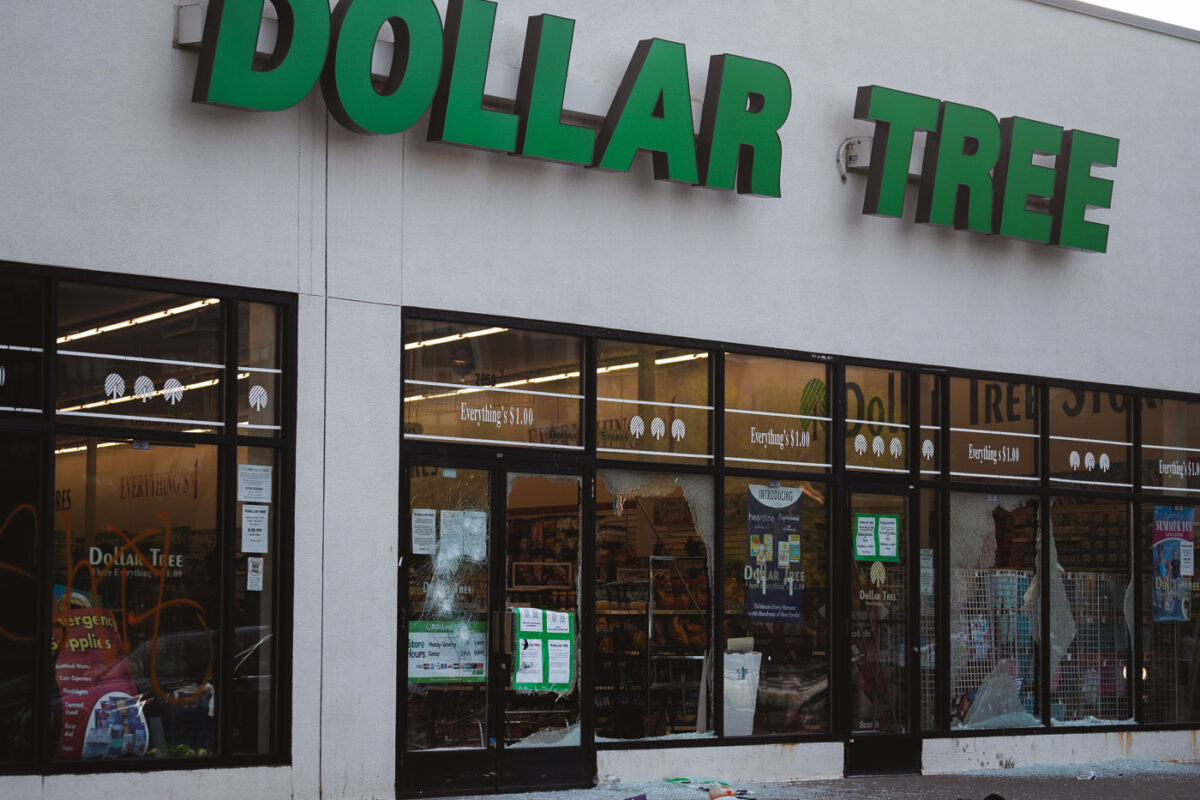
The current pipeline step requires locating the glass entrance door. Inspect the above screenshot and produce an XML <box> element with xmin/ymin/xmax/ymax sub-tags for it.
<box><xmin>400</xmin><ymin>464</ymin><xmax>589</xmax><ymax>795</ymax></box>
<box><xmin>843</xmin><ymin>489</ymin><xmax>919</xmax><ymax>774</ymax></box>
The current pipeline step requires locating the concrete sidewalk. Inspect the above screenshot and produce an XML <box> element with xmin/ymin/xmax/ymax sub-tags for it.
<box><xmin>461</xmin><ymin>760</ymin><xmax>1200</xmax><ymax>800</ymax></box>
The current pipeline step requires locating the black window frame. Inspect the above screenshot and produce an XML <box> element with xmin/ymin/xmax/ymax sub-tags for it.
<box><xmin>401</xmin><ymin>305</ymin><xmax>1200</xmax><ymax>754</ymax></box>
<box><xmin>0</xmin><ymin>260</ymin><xmax>297</xmax><ymax>775</ymax></box>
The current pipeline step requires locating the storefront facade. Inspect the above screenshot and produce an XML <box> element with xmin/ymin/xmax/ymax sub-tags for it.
<box><xmin>3</xmin><ymin>0</ymin><xmax>1200</xmax><ymax>797</ymax></box>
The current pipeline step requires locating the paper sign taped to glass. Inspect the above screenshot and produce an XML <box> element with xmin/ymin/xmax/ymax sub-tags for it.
<box><xmin>1153</xmin><ymin>505</ymin><xmax>1194</xmax><ymax>622</ymax></box>
<box><xmin>509</xmin><ymin>607</ymin><xmax>575</xmax><ymax>694</ymax></box>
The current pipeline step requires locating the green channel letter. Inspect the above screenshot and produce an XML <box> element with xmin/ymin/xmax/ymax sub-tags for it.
<box><xmin>594</xmin><ymin>39</ymin><xmax>699</xmax><ymax>184</ymax></box>
<box><xmin>697</xmin><ymin>55</ymin><xmax>792</xmax><ymax>197</ymax></box>
<box><xmin>993</xmin><ymin>117</ymin><xmax>1062</xmax><ymax>243</ymax></box>
<box><xmin>916</xmin><ymin>102</ymin><xmax>1001</xmax><ymax>232</ymax></box>
<box><xmin>322</xmin><ymin>0</ymin><xmax>444</xmax><ymax>135</ymax></box>
<box><xmin>853</xmin><ymin>86</ymin><xmax>940</xmax><ymax>218</ymax></box>
<box><xmin>514</xmin><ymin>15</ymin><xmax>595</xmax><ymax>165</ymax></box>
<box><xmin>428</xmin><ymin>0</ymin><xmax>518</xmax><ymax>152</ymax></box>
<box><xmin>1051</xmin><ymin>130</ymin><xmax>1119</xmax><ymax>253</ymax></box>
<box><xmin>192</xmin><ymin>0</ymin><xmax>330</xmax><ymax>110</ymax></box>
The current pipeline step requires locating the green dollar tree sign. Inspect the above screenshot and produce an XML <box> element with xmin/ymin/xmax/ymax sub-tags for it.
<box><xmin>322</xmin><ymin>0</ymin><xmax>444</xmax><ymax>135</ymax></box>
<box><xmin>916</xmin><ymin>102</ymin><xmax>1001</xmax><ymax>233</ymax></box>
<box><xmin>697</xmin><ymin>54</ymin><xmax>792</xmax><ymax>197</ymax></box>
<box><xmin>1051</xmin><ymin>130</ymin><xmax>1119</xmax><ymax>253</ymax></box>
<box><xmin>514</xmin><ymin>15</ymin><xmax>596</xmax><ymax>165</ymax></box>
<box><xmin>853</xmin><ymin>85</ymin><xmax>940</xmax><ymax>218</ymax></box>
<box><xmin>428</xmin><ymin>0</ymin><xmax>519</xmax><ymax>152</ymax></box>
<box><xmin>192</xmin><ymin>0</ymin><xmax>330</xmax><ymax>110</ymax></box>
<box><xmin>594</xmin><ymin>39</ymin><xmax>699</xmax><ymax>184</ymax></box>
<box><xmin>993</xmin><ymin>116</ymin><xmax>1062</xmax><ymax>243</ymax></box>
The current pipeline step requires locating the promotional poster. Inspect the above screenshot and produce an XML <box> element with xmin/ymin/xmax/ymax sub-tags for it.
<box><xmin>1153</xmin><ymin>506</ymin><xmax>1194</xmax><ymax>622</ymax></box>
<box><xmin>745</xmin><ymin>485</ymin><xmax>804</xmax><ymax>623</ymax></box>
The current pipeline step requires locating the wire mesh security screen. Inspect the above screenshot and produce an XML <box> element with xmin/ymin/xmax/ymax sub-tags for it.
<box><xmin>949</xmin><ymin>493</ymin><xmax>1041</xmax><ymax>729</ymax></box>
<box><xmin>594</xmin><ymin>470</ymin><xmax>713</xmax><ymax>740</ymax></box>
<box><xmin>1142</xmin><ymin>503</ymin><xmax>1200</xmax><ymax>723</ymax></box>
<box><xmin>722</xmin><ymin>478</ymin><xmax>829</xmax><ymax>735</ymax></box>
<box><xmin>403</xmin><ymin>321</ymin><xmax>583</xmax><ymax>450</ymax></box>
<box><xmin>596</xmin><ymin>341</ymin><xmax>711</xmax><ymax>464</ymax></box>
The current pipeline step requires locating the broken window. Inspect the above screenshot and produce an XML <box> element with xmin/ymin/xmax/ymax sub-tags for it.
<box><xmin>594</xmin><ymin>470</ymin><xmax>713</xmax><ymax>740</ymax></box>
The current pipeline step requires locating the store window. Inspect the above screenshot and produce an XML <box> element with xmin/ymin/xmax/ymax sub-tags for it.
<box><xmin>722</xmin><ymin>478</ymin><xmax>829</xmax><ymax>736</ymax></box>
<box><xmin>596</xmin><ymin>341</ymin><xmax>711</xmax><ymax>464</ymax></box>
<box><xmin>1048</xmin><ymin>497</ymin><xmax>1131</xmax><ymax>724</ymax></box>
<box><xmin>919</xmin><ymin>374</ymin><xmax>941</xmax><ymax>477</ymax></box>
<box><xmin>948</xmin><ymin>377</ymin><xmax>1038</xmax><ymax>484</ymax></box>
<box><xmin>723</xmin><ymin>354</ymin><xmax>829</xmax><ymax>471</ymax></box>
<box><xmin>0</xmin><ymin>267</ymin><xmax>292</xmax><ymax>770</ymax></box>
<box><xmin>949</xmin><ymin>492</ymin><xmax>1041</xmax><ymax>728</ymax></box>
<box><xmin>1142</xmin><ymin>398</ymin><xmax>1200</xmax><ymax>494</ymax></box>
<box><xmin>403</xmin><ymin>320</ymin><xmax>584</xmax><ymax>450</ymax></box>
<box><xmin>594</xmin><ymin>470</ymin><xmax>713</xmax><ymax>740</ymax></box>
<box><xmin>844</xmin><ymin>366</ymin><xmax>909</xmax><ymax>474</ymax></box>
<box><xmin>1049</xmin><ymin>387</ymin><xmax>1131</xmax><ymax>490</ymax></box>
<box><xmin>1141</xmin><ymin>503</ymin><xmax>1200</xmax><ymax>723</ymax></box>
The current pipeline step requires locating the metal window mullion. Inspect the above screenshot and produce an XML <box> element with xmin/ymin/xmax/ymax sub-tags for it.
<box><xmin>711</xmin><ymin>351</ymin><xmax>724</xmax><ymax>739</ymax></box>
<box><xmin>1131</xmin><ymin>395</ymin><xmax>1144</xmax><ymax>723</ymax></box>
<box><xmin>831</xmin><ymin>364</ymin><xmax>848</xmax><ymax>738</ymax></box>
<box><xmin>1038</xmin><ymin>383</ymin><xmax>1052</xmax><ymax>727</ymax></box>
<box><xmin>217</xmin><ymin>299</ymin><xmax>239</xmax><ymax>757</ymax></box>
<box><xmin>36</xmin><ymin>276</ymin><xmax>58</xmax><ymax>762</ymax></box>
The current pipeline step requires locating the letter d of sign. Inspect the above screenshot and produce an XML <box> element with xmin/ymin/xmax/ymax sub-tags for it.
<box><xmin>193</xmin><ymin>0</ymin><xmax>331</xmax><ymax>111</ymax></box>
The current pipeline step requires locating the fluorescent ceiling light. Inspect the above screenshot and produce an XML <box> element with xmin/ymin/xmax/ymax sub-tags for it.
<box><xmin>404</xmin><ymin>326</ymin><xmax>508</xmax><ymax>351</ymax></box>
<box><xmin>57</xmin><ymin>298</ymin><xmax>220</xmax><ymax>344</ymax></box>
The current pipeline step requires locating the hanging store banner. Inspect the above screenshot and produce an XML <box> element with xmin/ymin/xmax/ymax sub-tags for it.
<box><xmin>744</xmin><ymin>485</ymin><xmax>804</xmax><ymax>623</ymax></box>
<box><xmin>1153</xmin><ymin>505</ymin><xmax>1194</xmax><ymax>622</ymax></box>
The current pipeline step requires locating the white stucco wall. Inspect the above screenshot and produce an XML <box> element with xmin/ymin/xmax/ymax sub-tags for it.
<box><xmin>2</xmin><ymin>1</ymin><xmax>1200</xmax><ymax>798</ymax></box>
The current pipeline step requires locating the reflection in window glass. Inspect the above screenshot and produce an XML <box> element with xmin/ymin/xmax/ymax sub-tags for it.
<box><xmin>504</xmin><ymin>474</ymin><xmax>581</xmax><ymax>748</ymax></box>
<box><xmin>1049</xmin><ymin>497</ymin><xmax>1131</xmax><ymax>724</ymax></box>
<box><xmin>849</xmin><ymin>493</ymin><xmax>907</xmax><ymax>733</ymax></box>
<box><xmin>949</xmin><ymin>493</ymin><xmax>1041</xmax><ymax>729</ymax></box>
<box><xmin>56</xmin><ymin>285</ymin><xmax>224</xmax><ymax>431</ymax></box>
<box><xmin>948</xmin><ymin>378</ymin><xmax>1038</xmax><ymax>484</ymax></box>
<box><xmin>1048</xmin><ymin>388</ymin><xmax>1131</xmax><ymax>490</ymax></box>
<box><xmin>232</xmin><ymin>447</ymin><xmax>279</xmax><ymax>754</ymax></box>
<box><xmin>406</xmin><ymin>467</ymin><xmax>490</xmax><ymax>751</ymax></box>
<box><xmin>52</xmin><ymin>439</ymin><xmax>220</xmax><ymax>760</ymax></box>
<box><xmin>0</xmin><ymin>431</ymin><xmax>41</xmax><ymax>760</ymax></box>
<box><xmin>594</xmin><ymin>471</ymin><xmax>712</xmax><ymax>740</ymax></box>
<box><xmin>0</xmin><ymin>274</ymin><xmax>44</xmax><ymax>418</ymax></box>
<box><xmin>404</xmin><ymin>321</ymin><xmax>583</xmax><ymax>450</ymax></box>
<box><xmin>919</xmin><ymin>489</ymin><xmax>939</xmax><ymax>731</ymax></box>
<box><xmin>238</xmin><ymin>303</ymin><xmax>283</xmax><ymax>438</ymax></box>
<box><xmin>596</xmin><ymin>342</ymin><xmax>711</xmax><ymax>464</ymax></box>
<box><xmin>844</xmin><ymin>366</ymin><xmax>909</xmax><ymax>474</ymax></box>
<box><xmin>1142</xmin><ymin>504</ymin><xmax>1200</xmax><ymax>723</ymax></box>
<box><xmin>1141</xmin><ymin>398</ymin><xmax>1200</xmax><ymax>494</ymax></box>
<box><xmin>919</xmin><ymin>374</ymin><xmax>941</xmax><ymax>476</ymax></box>
<box><xmin>724</xmin><ymin>355</ymin><xmax>829</xmax><ymax>471</ymax></box>
<box><xmin>722</xmin><ymin>478</ymin><xmax>829</xmax><ymax>735</ymax></box>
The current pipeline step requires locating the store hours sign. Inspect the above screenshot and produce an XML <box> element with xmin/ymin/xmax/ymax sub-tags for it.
<box><xmin>192</xmin><ymin>0</ymin><xmax>792</xmax><ymax>196</ymax></box>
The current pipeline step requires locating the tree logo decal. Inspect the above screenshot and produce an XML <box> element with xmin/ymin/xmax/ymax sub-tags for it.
<box><xmin>133</xmin><ymin>376</ymin><xmax>155</xmax><ymax>402</ymax></box>
<box><xmin>163</xmin><ymin>378</ymin><xmax>184</xmax><ymax>406</ymax></box>
<box><xmin>1069</xmin><ymin>451</ymin><xmax>1081</xmax><ymax>470</ymax></box>
<box><xmin>651</xmin><ymin>417</ymin><xmax>666</xmax><ymax>440</ymax></box>
<box><xmin>872</xmin><ymin>436</ymin><xmax>885</xmax><ymax>457</ymax></box>
<box><xmin>870</xmin><ymin>561</ymin><xmax>886</xmax><ymax>588</ymax></box>
<box><xmin>890</xmin><ymin>437</ymin><xmax>903</xmax><ymax>458</ymax></box>
<box><xmin>671</xmin><ymin>419</ymin><xmax>686</xmax><ymax>441</ymax></box>
<box><xmin>922</xmin><ymin>439</ymin><xmax>935</xmax><ymax>460</ymax></box>
<box><xmin>104</xmin><ymin>373</ymin><xmax>125</xmax><ymax>400</ymax></box>
<box><xmin>1084</xmin><ymin>452</ymin><xmax>1096</xmax><ymax>471</ymax></box>
<box><xmin>854</xmin><ymin>434</ymin><xmax>867</xmax><ymax>455</ymax></box>
<box><xmin>629</xmin><ymin>415</ymin><xmax>645</xmax><ymax>438</ymax></box>
<box><xmin>249</xmin><ymin>384</ymin><xmax>269</xmax><ymax>412</ymax></box>
<box><xmin>1099</xmin><ymin>453</ymin><xmax>1110</xmax><ymax>472</ymax></box>
<box><xmin>0</xmin><ymin>365</ymin><xmax>5</xmax><ymax>388</ymax></box>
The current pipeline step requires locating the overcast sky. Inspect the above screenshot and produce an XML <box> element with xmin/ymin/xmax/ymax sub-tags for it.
<box><xmin>1084</xmin><ymin>0</ymin><xmax>1200</xmax><ymax>29</ymax></box>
